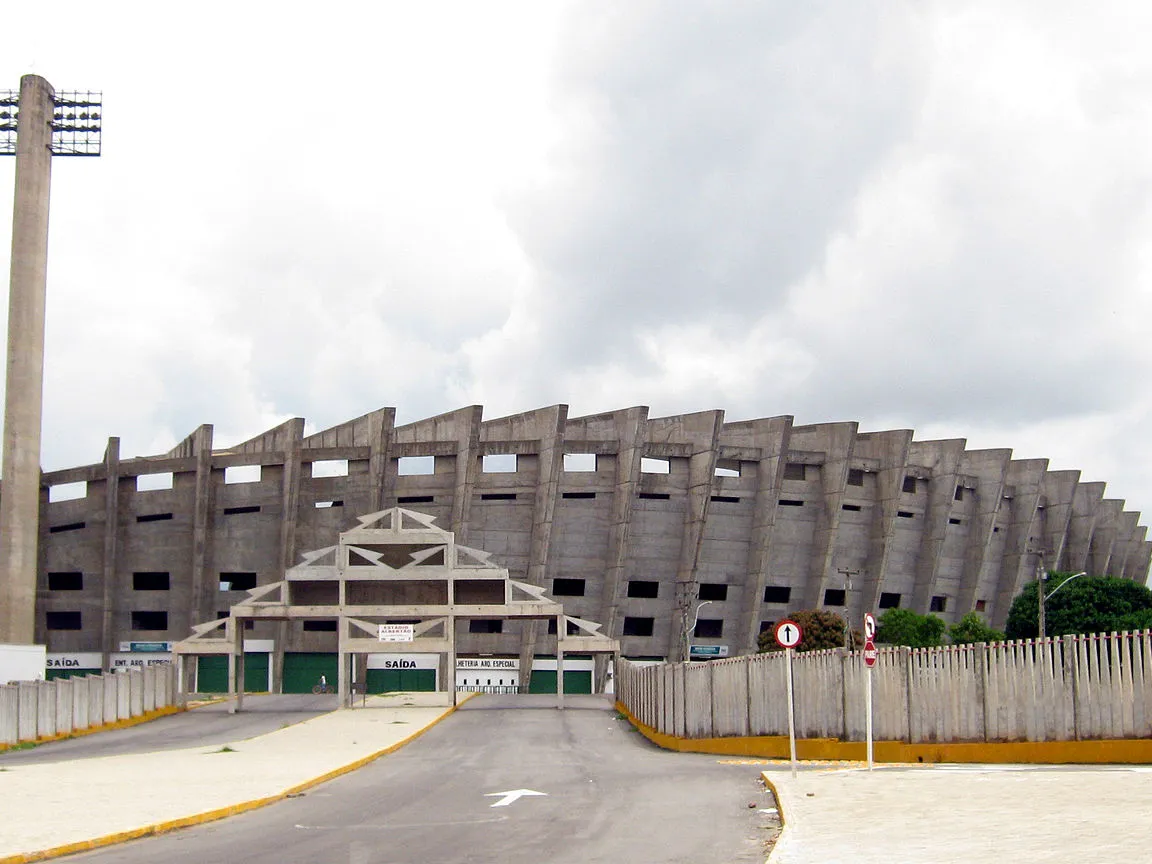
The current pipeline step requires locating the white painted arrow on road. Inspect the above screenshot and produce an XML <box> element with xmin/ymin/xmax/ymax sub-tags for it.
<box><xmin>485</xmin><ymin>789</ymin><xmax>548</xmax><ymax>807</ymax></box>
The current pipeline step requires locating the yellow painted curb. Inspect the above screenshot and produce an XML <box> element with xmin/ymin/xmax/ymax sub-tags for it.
<box><xmin>614</xmin><ymin>701</ymin><xmax>1152</xmax><ymax>764</ymax></box>
<box><xmin>0</xmin><ymin>705</ymin><xmax>185</xmax><ymax>753</ymax></box>
<box><xmin>760</xmin><ymin>772</ymin><xmax>788</xmax><ymax>864</ymax></box>
<box><xmin>0</xmin><ymin>694</ymin><xmax>477</xmax><ymax>864</ymax></box>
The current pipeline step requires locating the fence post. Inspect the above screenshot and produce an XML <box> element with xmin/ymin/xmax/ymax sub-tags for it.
<box><xmin>902</xmin><ymin>647</ymin><xmax>914</xmax><ymax>743</ymax></box>
<box><xmin>1064</xmin><ymin>634</ymin><xmax>1079</xmax><ymax>740</ymax></box>
<box><xmin>0</xmin><ymin>685</ymin><xmax>17</xmax><ymax>744</ymax></box>
<box><xmin>977</xmin><ymin>643</ymin><xmax>990</xmax><ymax>742</ymax></box>
<box><xmin>17</xmin><ymin>681</ymin><xmax>38</xmax><ymax>742</ymax></box>
<box><xmin>37</xmin><ymin>681</ymin><xmax>57</xmax><ymax>738</ymax></box>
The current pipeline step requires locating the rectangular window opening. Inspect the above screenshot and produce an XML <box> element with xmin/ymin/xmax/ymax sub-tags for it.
<box><xmin>823</xmin><ymin>588</ymin><xmax>847</xmax><ymax>606</ymax></box>
<box><xmin>314</xmin><ymin>500</ymin><xmax>344</xmax><ymax>509</ymax></box>
<box><xmin>397</xmin><ymin>455</ymin><xmax>434</xmax><ymax>476</ymax></box>
<box><xmin>930</xmin><ymin>595</ymin><xmax>948</xmax><ymax>613</ymax></box>
<box><xmin>902</xmin><ymin>475</ymin><xmax>918</xmax><ymax>494</ymax></box>
<box><xmin>763</xmin><ymin>585</ymin><xmax>791</xmax><ymax>604</ymax></box>
<box><xmin>49</xmin><ymin>481</ymin><xmax>87</xmax><ymax>503</ymax></box>
<box><xmin>975</xmin><ymin>599</ymin><xmax>987</xmax><ymax>612</ymax></box>
<box><xmin>46</xmin><ymin>611</ymin><xmax>82</xmax><ymax>630</ymax></box>
<box><xmin>638</xmin><ymin>492</ymin><xmax>671</xmax><ymax>501</ymax></box>
<box><xmin>640</xmin><ymin>457</ymin><xmax>670</xmax><ymax>475</ymax></box>
<box><xmin>48</xmin><ymin>571</ymin><xmax>83</xmax><ymax>591</ymax></box>
<box><xmin>136</xmin><ymin>512</ymin><xmax>174</xmax><ymax>523</ymax></box>
<box><xmin>311</xmin><ymin>459</ymin><xmax>349</xmax><ymax>478</ymax></box>
<box><xmin>711</xmin><ymin>495</ymin><xmax>740</xmax><ymax>504</ymax></box>
<box><xmin>482</xmin><ymin>454</ymin><xmax>517</xmax><ymax>473</ymax></box>
<box><xmin>563</xmin><ymin>453</ymin><xmax>597</xmax><ymax>472</ymax></box>
<box><xmin>223</xmin><ymin>505</ymin><xmax>261</xmax><ymax>515</ymax></box>
<box><xmin>627</xmin><ymin>580</ymin><xmax>659</xmax><ymax>599</ymax></box>
<box><xmin>131</xmin><ymin>611</ymin><xmax>168</xmax><ymax>631</ymax></box>
<box><xmin>49</xmin><ymin>521</ymin><xmax>86</xmax><ymax>534</ymax></box>
<box><xmin>714</xmin><ymin>463</ymin><xmax>741</xmax><ymax>478</ymax></box>
<box><xmin>303</xmin><ymin>620</ymin><xmax>338</xmax><ymax>632</ymax></box>
<box><xmin>759</xmin><ymin>620</ymin><xmax>775</xmax><ymax>634</ymax></box>
<box><xmin>954</xmin><ymin>485</ymin><xmax>964</xmax><ymax>501</ymax></box>
<box><xmin>622</xmin><ymin>616</ymin><xmax>655</xmax><ymax>637</ymax></box>
<box><xmin>879</xmin><ymin>592</ymin><xmax>902</xmax><ymax>609</ymax></box>
<box><xmin>132</xmin><ymin>571</ymin><xmax>170</xmax><ymax>591</ymax></box>
<box><xmin>842</xmin><ymin>503</ymin><xmax>862</xmax><ymax>512</ymax></box>
<box><xmin>468</xmin><ymin>620</ymin><xmax>503</xmax><ymax>634</ymax></box>
<box><xmin>224</xmin><ymin>465</ymin><xmax>261</xmax><ymax>485</ymax></box>
<box><xmin>562</xmin><ymin>491</ymin><xmax>596</xmax><ymax>500</ymax></box>
<box><xmin>136</xmin><ymin>472</ymin><xmax>174</xmax><ymax>492</ymax></box>
<box><xmin>551</xmin><ymin>578</ymin><xmax>586</xmax><ymax>597</ymax></box>
<box><xmin>778</xmin><ymin>499</ymin><xmax>804</xmax><ymax>507</ymax></box>
<box><xmin>783</xmin><ymin>463</ymin><xmax>807</xmax><ymax>481</ymax></box>
<box><xmin>397</xmin><ymin>495</ymin><xmax>433</xmax><ymax>504</ymax></box>
<box><xmin>897</xmin><ymin>510</ymin><xmax>915</xmax><ymax>519</ymax></box>
<box><xmin>698</xmin><ymin>583</ymin><xmax>728</xmax><ymax>602</ymax></box>
<box><xmin>693</xmin><ymin>618</ymin><xmax>724</xmax><ymax>638</ymax></box>
<box><xmin>847</xmin><ymin>468</ymin><xmax>865</xmax><ymax>487</ymax></box>
<box><xmin>219</xmin><ymin>572</ymin><xmax>258</xmax><ymax>592</ymax></box>
<box><xmin>480</xmin><ymin>493</ymin><xmax>517</xmax><ymax>501</ymax></box>
<box><xmin>949</xmin><ymin>517</ymin><xmax>962</xmax><ymax>525</ymax></box>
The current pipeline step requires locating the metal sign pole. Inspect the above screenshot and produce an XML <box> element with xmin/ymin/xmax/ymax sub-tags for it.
<box><xmin>786</xmin><ymin>646</ymin><xmax>797</xmax><ymax>778</ymax></box>
<box><xmin>866</xmin><ymin>664</ymin><xmax>874</xmax><ymax>770</ymax></box>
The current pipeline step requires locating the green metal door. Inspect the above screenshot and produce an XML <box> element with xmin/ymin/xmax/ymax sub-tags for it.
<box><xmin>197</xmin><ymin>656</ymin><xmax>228</xmax><ymax>693</ymax></box>
<box><xmin>244</xmin><ymin>652</ymin><xmax>270</xmax><ymax>692</ymax></box>
<box><xmin>282</xmin><ymin>652</ymin><xmax>339</xmax><ymax>693</ymax></box>
<box><xmin>46</xmin><ymin>668</ymin><xmax>100</xmax><ymax>681</ymax></box>
<box><xmin>527</xmin><ymin>669</ymin><xmax>592</xmax><ymax>694</ymax></box>
<box><xmin>365</xmin><ymin>668</ymin><xmax>436</xmax><ymax>693</ymax></box>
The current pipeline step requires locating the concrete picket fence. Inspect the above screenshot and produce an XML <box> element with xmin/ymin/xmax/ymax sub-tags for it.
<box><xmin>0</xmin><ymin>665</ymin><xmax>180</xmax><ymax>747</ymax></box>
<box><xmin>617</xmin><ymin>630</ymin><xmax>1152</xmax><ymax>743</ymax></box>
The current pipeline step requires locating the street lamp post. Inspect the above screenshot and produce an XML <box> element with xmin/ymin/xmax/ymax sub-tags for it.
<box><xmin>1038</xmin><ymin>571</ymin><xmax>1087</xmax><ymax>638</ymax></box>
<box><xmin>683</xmin><ymin>599</ymin><xmax>713</xmax><ymax>662</ymax></box>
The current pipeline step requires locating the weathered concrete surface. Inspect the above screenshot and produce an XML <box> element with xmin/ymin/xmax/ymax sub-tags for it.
<box><xmin>766</xmin><ymin>763</ymin><xmax>1152</xmax><ymax>863</ymax></box>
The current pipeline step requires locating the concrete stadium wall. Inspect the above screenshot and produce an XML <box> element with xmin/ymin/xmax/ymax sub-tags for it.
<box><xmin>0</xmin><ymin>665</ymin><xmax>179</xmax><ymax>749</ymax></box>
<box><xmin>618</xmin><ymin>630</ymin><xmax>1152</xmax><ymax>746</ymax></box>
<box><xmin>16</xmin><ymin>405</ymin><xmax>1152</xmax><ymax>670</ymax></box>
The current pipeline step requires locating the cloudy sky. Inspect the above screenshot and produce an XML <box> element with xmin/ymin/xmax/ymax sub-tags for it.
<box><xmin>1</xmin><ymin>1</ymin><xmax>1151</xmax><ymax>523</ymax></box>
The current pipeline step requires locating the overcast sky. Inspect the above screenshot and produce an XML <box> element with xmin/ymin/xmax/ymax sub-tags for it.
<box><xmin>2</xmin><ymin>2</ymin><xmax>1151</xmax><ymax>531</ymax></box>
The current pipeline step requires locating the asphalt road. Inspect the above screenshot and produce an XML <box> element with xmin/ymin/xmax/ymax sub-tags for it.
<box><xmin>63</xmin><ymin>695</ymin><xmax>776</xmax><ymax>863</ymax></box>
<box><xmin>0</xmin><ymin>694</ymin><xmax>332</xmax><ymax>765</ymax></box>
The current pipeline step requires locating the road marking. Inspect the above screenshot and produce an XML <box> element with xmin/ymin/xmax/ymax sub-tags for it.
<box><xmin>485</xmin><ymin>788</ymin><xmax>548</xmax><ymax>807</ymax></box>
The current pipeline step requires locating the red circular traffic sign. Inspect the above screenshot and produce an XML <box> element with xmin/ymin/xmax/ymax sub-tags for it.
<box><xmin>863</xmin><ymin>639</ymin><xmax>878</xmax><ymax>667</ymax></box>
<box><xmin>775</xmin><ymin>619</ymin><xmax>803</xmax><ymax>649</ymax></box>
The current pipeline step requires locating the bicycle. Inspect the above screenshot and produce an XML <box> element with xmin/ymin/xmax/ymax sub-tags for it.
<box><xmin>311</xmin><ymin>676</ymin><xmax>335</xmax><ymax>694</ymax></box>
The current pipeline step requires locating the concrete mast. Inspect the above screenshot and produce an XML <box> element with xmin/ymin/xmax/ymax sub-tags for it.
<box><xmin>0</xmin><ymin>75</ymin><xmax>54</xmax><ymax>644</ymax></box>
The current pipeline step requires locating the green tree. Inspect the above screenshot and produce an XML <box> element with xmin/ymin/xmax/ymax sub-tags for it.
<box><xmin>948</xmin><ymin>612</ymin><xmax>1005</xmax><ymax>645</ymax></box>
<box><xmin>875</xmin><ymin>608</ymin><xmax>945</xmax><ymax>648</ymax></box>
<box><xmin>1004</xmin><ymin>573</ymin><xmax>1152</xmax><ymax>639</ymax></box>
<box><xmin>757</xmin><ymin>609</ymin><xmax>858</xmax><ymax>653</ymax></box>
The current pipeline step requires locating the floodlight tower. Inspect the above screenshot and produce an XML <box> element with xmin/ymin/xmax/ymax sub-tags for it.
<box><xmin>0</xmin><ymin>75</ymin><xmax>101</xmax><ymax>644</ymax></box>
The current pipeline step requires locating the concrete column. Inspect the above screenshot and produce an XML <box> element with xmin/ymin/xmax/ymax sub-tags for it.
<box><xmin>0</xmin><ymin>75</ymin><xmax>54</xmax><ymax>645</ymax></box>
<box><xmin>1065</xmin><ymin>482</ymin><xmax>1105</xmax><ymax>574</ymax></box>
<box><xmin>597</xmin><ymin>406</ymin><xmax>648</xmax><ymax>636</ymax></box>
<box><xmin>954</xmin><ymin>449</ymin><xmax>1010</xmax><ymax>616</ymax></box>
<box><xmin>855</xmin><ymin>429</ymin><xmax>913</xmax><ymax>615</ymax></box>
<box><xmin>990</xmin><ymin>459</ymin><xmax>1047</xmax><ymax>629</ymax></box>
<box><xmin>187</xmin><ymin>425</ymin><xmax>215</xmax><ymax>633</ymax></box>
<box><xmin>100</xmin><ymin>438</ymin><xmax>121</xmax><ymax>655</ymax></box>
<box><xmin>450</xmin><ymin>406</ymin><xmax>483</xmax><ymax>547</ymax></box>
<box><xmin>908</xmin><ymin>439</ymin><xmax>965</xmax><ymax>613</ymax></box>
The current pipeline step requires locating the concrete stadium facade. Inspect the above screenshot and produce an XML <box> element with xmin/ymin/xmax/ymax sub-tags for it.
<box><xmin>20</xmin><ymin>405</ymin><xmax>1152</xmax><ymax>678</ymax></box>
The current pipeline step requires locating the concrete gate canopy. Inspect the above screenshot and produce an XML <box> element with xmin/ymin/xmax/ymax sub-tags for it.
<box><xmin>173</xmin><ymin>508</ymin><xmax>619</xmax><ymax>702</ymax></box>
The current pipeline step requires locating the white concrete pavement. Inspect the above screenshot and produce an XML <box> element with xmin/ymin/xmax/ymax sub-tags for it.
<box><xmin>765</xmin><ymin>762</ymin><xmax>1152</xmax><ymax>864</ymax></box>
<box><xmin>0</xmin><ymin>696</ymin><xmax>459</xmax><ymax>863</ymax></box>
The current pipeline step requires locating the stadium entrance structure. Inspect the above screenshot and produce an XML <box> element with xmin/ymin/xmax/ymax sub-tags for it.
<box><xmin>172</xmin><ymin>507</ymin><xmax>619</xmax><ymax>707</ymax></box>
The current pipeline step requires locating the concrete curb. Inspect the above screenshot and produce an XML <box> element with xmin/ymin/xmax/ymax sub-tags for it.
<box><xmin>760</xmin><ymin>772</ymin><xmax>788</xmax><ymax>864</ymax></box>
<box><xmin>0</xmin><ymin>704</ymin><xmax>185</xmax><ymax>754</ymax></box>
<box><xmin>614</xmin><ymin>700</ymin><xmax>1152</xmax><ymax>764</ymax></box>
<box><xmin>0</xmin><ymin>694</ymin><xmax>476</xmax><ymax>864</ymax></box>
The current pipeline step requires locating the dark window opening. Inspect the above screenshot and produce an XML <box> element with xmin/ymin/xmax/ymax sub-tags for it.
<box><xmin>993</xmin><ymin>527</ymin><xmax>1000</xmax><ymax>533</ymax></box>
<box><xmin>783</xmin><ymin>462</ymin><xmax>807</xmax><ymax>481</ymax></box>
<box><xmin>693</xmin><ymin>618</ymin><xmax>724</xmax><ymax>638</ymax></box>
<box><xmin>627</xmin><ymin>580</ymin><xmax>659</xmax><ymax>599</ymax></box>
<box><xmin>763</xmin><ymin>586</ymin><xmax>791</xmax><ymax>604</ymax></box>
<box><xmin>315</xmin><ymin>500</ymin><xmax>344</xmax><ymax>509</ymax></box>
<box><xmin>949</xmin><ymin>517</ymin><xmax>962</xmax><ymax>525</ymax></box>
<box><xmin>547</xmin><ymin>619</ymin><xmax>581</xmax><ymax>635</ymax></box>
<box><xmin>975</xmin><ymin>599</ymin><xmax>987</xmax><ymax>612</ymax></box>
<box><xmin>778</xmin><ymin>499</ymin><xmax>804</xmax><ymax>507</ymax></box>
<box><xmin>638</xmin><ymin>492</ymin><xmax>671</xmax><ymax>500</ymax></box>
<box><xmin>303</xmin><ymin>620</ymin><xmax>337</xmax><ymax>631</ymax></box>
<box><xmin>480</xmin><ymin>493</ymin><xmax>517</xmax><ymax>501</ymax></box>
<box><xmin>897</xmin><ymin>510</ymin><xmax>915</xmax><ymax>519</ymax></box>
<box><xmin>219</xmin><ymin>572</ymin><xmax>258</xmax><ymax>591</ymax></box>
<box><xmin>842</xmin><ymin>503</ymin><xmax>862</xmax><ymax>512</ymax></box>
<box><xmin>698</xmin><ymin>583</ymin><xmax>728</xmax><ymax>602</ymax></box>
<box><xmin>48</xmin><ymin>571</ymin><xmax>83</xmax><ymax>591</ymax></box>
<box><xmin>710</xmin><ymin>495</ymin><xmax>740</xmax><ymax>503</ymax></box>
<box><xmin>823</xmin><ymin>588</ymin><xmax>847</xmax><ymax>606</ymax></box>
<box><xmin>468</xmin><ymin>620</ymin><xmax>503</xmax><ymax>634</ymax></box>
<box><xmin>397</xmin><ymin>495</ymin><xmax>434</xmax><ymax>504</ymax></box>
<box><xmin>847</xmin><ymin>468</ymin><xmax>865</xmax><ymax>487</ymax></box>
<box><xmin>133</xmin><ymin>571</ymin><xmax>170</xmax><ymax>591</ymax></box>
<box><xmin>759</xmin><ymin>620</ymin><xmax>775</xmax><ymax>633</ymax></box>
<box><xmin>902</xmin><ymin>476</ymin><xmax>918</xmax><ymax>494</ymax></box>
<box><xmin>223</xmin><ymin>505</ymin><xmax>261</xmax><ymax>515</ymax></box>
<box><xmin>622</xmin><ymin>617</ymin><xmax>654</xmax><ymax>637</ymax></box>
<box><xmin>562</xmin><ymin>492</ymin><xmax>596</xmax><ymax>499</ymax></box>
<box><xmin>879</xmin><ymin>592</ymin><xmax>901</xmax><ymax>609</ymax></box>
<box><xmin>46</xmin><ymin>611</ymin><xmax>82</xmax><ymax>630</ymax></box>
<box><xmin>954</xmin><ymin>486</ymin><xmax>964</xmax><ymax>501</ymax></box>
<box><xmin>131</xmin><ymin>611</ymin><xmax>168</xmax><ymax>631</ymax></box>
<box><xmin>930</xmin><ymin>595</ymin><xmax>948</xmax><ymax>613</ymax></box>
<box><xmin>49</xmin><ymin>521</ymin><xmax>86</xmax><ymax>534</ymax></box>
<box><xmin>551</xmin><ymin>578</ymin><xmax>586</xmax><ymax>597</ymax></box>
<box><xmin>136</xmin><ymin>512</ymin><xmax>173</xmax><ymax>523</ymax></box>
